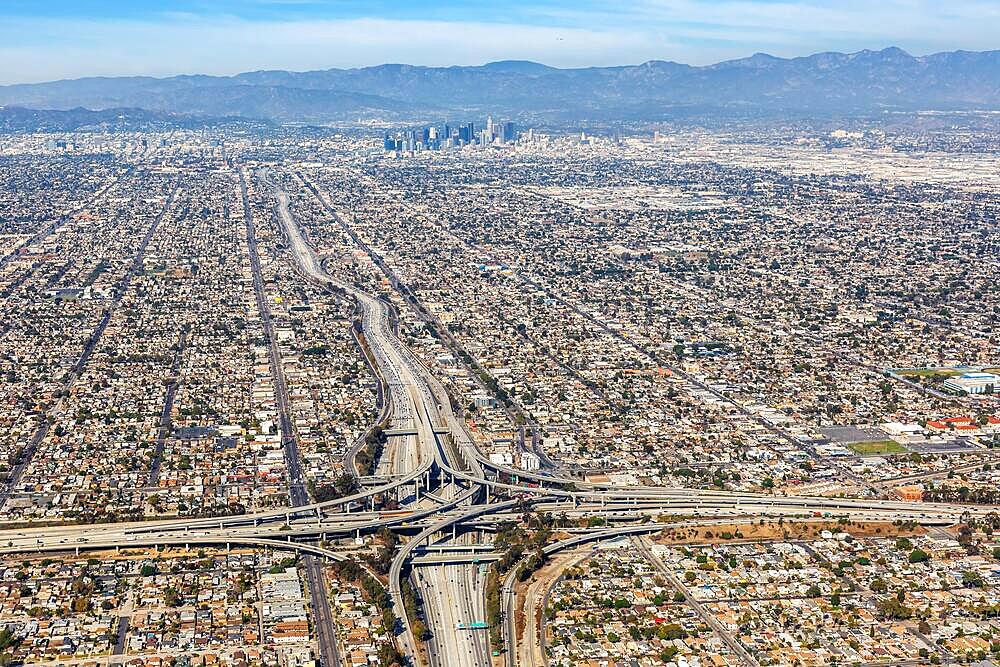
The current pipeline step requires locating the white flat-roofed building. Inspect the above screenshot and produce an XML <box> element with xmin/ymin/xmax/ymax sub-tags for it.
<box><xmin>944</xmin><ymin>372</ymin><xmax>998</xmax><ymax>395</ymax></box>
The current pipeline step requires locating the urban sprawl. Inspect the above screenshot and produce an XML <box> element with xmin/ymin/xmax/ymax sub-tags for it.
<box><xmin>0</xmin><ymin>116</ymin><xmax>998</xmax><ymax>667</ymax></box>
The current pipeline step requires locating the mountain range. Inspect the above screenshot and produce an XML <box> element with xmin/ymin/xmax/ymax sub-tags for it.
<box><xmin>0</xmin><ymin>106</ymin><xmax>267</xmax><ymax>133</ymax></box>
<box><xmin>3</xmin><ymin>47</ymin><xmax>1000</xmax><ymax>125</ymax></box>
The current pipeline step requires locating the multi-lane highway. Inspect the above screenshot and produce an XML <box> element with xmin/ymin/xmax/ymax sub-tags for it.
<box><xmin>271</xmin><ymin>174</ymin><xmax>439</xmax><ymax>479</ymax></box>
<box><xmin>272</xmin><ymin>171</ymin><xmax>486</xmax><ymax>666</ymax></box>
<box><xmin>417</xmin><ymin>562</ymin><xmax>491</xmax><ymax>667</ymax></box>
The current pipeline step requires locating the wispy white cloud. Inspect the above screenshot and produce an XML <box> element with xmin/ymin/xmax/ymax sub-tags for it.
<box><xmin>609</xmin><ymin>0</ymin><xmax>1000</xmax><ymax>49</ymax></box>
<box><xmin>0</xmin><ymin>15</ymin><xmax>673</xmax><ymax>84</ymax></box>
<box><xmin>1</xmin><ymin>1</ymin><xmax>999</xmax><ymax>84</ymax></box>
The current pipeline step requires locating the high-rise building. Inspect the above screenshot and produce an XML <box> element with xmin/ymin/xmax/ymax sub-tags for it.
<box><xmin>385</xmin><ymin>117</ymin><xmax>525</xmax><ymax>156</ymax></box>
<box><xmin>502</xmin><ymin>121</ymin><xmax>516</xmax><ymax>143</ymax></box>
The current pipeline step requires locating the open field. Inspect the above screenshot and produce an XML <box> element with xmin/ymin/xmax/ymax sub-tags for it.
<box><xmin>652</xmin><ymin>520</ymin><xmax>926</xmax><ymax>544</ymax></box>
<box><xmin>850</xmin><ymin>440</ymin><xmax>907</xmax><ymax>455</ymax></box>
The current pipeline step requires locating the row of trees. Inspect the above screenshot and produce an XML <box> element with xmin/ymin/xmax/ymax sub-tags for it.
<box><xmin>485</xmin><ymin>510</ymin><xmax>562</xmax><ymax>650</ymax></box>
<box><xmin>355</xmin><ymin>425</ymin><xmax>387</xmax><ymax>477</ymax></box>
<box><xmin>401</xmin><ymin>578</ymin><xmax>431</xmax><ymax>642</ymax></box>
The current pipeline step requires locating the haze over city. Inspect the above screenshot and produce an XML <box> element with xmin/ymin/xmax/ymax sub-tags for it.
<box><xmin>0</xmin><ymin>2</ymin><xmax>999</xmax><ymax>667</ymax></box>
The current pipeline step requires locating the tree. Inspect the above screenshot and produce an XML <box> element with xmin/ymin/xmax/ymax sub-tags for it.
<box><xmin>658</xmin><ymin>623</ymin><xmax>687</xmax><ymax>640</ymax></box>
<box><xmin>876</xmin><ymin>596</ymin><xmax>912</xmax><ymax>620</ymax></box>
<box><xmin>377</xmin><ymin>643</ymin><xmax>405</xmax><ymax>667</ymax></box>
<box><xmin>164</xmin><ymin>587</ymin><xmax>182</xmax><ymax>607</ymax></box>
<box><xmin>963</xmin><ymin>570</ymin><xmax>984</xmax><ymax>588</ymax></box>
<box><xmin>411</xmin><ymin>619</ymin><xmax>431</xmax><ymax>641</ymax></box>
<box><xmin>661</xmin><ymin>647</ymin><xmax>679</xmax><ymax>662</ymax></box>
<box><xmin>908</xmin><ymin>548</ymin><xmax>930</xmax><ymax>564</ymax></box>
<box><xmin>0</xmin><ymin>629</ymin><xmax>17</xmax><ymax>651</ymax></box>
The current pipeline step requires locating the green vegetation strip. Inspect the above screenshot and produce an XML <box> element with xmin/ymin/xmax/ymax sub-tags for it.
<box><xmin>848</xmin><ymin>440</ymin><xmax>906</xmax><ymax>455</ymax></box>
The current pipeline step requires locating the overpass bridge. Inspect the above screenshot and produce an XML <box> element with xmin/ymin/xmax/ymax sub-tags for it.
<box><xmin>411</xmin><ymin>552</ymin><xmax>503</xmax><ymax>566</ymax></box>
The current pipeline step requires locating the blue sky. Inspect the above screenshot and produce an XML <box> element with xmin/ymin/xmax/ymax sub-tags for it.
<box><xmin>1</xmin><ymin>0</ymin><xmax>998</xmax><ymax>84</ymax></box>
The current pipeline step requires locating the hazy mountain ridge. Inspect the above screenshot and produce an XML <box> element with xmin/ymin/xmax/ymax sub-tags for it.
<box><xmin>3</xmin><ymin>47</ymin><xmax>1000</xmax><ymax>123</ymax></box>
<box><xmin>0</xmin><ymin>106</ymin><xmax>267</xmax><ymax>133</ymax></box>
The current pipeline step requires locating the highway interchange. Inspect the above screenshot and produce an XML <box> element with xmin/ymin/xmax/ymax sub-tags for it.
<box><xmin>2</xmin><ymin>168</ymin><xmax>998</xmax><ymax>667</ymax></box>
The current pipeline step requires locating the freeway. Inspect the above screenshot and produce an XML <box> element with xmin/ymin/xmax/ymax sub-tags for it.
<box><xmin>268</xmin><ymin>171</ymin><xmax>441</xmax><ymax>480</ymax></box>
<box><xmin>0</xmin><ymin>498</ymin><xmax>962</xmax><ymax>559</ymax></box>
<box><xmin>390</xmin><ymin>494</ymin><xmax>507</xmax><ymax>666</ymax></box>
<box><xmin>417</xmin><ymin>562</ymin><xmax>491</xmax><ymax>667</ymax></box>
<box><xmin>271</xmin><ymin>170</ymin><xmax>489</xmax><ymax>666</ymax></box>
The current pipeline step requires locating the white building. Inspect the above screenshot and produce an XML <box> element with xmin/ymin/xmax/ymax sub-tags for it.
<box><xmin>944</xmin><ymin>372</ymin><xmax>998</xmax><ymax>395</ymax></box>
<box><xmin>489</xmin><ymin>451</ymin><xmax>513</xmax><ymax>466</ymax></box>
<box><xmin>519</xmin><ymin>451</ymin><xmax>541</xmax><ymax>471</ymax></box>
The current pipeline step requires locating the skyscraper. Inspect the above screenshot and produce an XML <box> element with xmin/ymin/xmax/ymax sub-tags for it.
<box><xmin>503</xmin><ymin>121</ymin><xmax>516</xmax><ymax>143</ymax></box>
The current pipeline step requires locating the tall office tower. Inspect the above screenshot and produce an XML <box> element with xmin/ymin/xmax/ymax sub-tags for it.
<box><xmin>383</xmin><ymin>134</ymin><xmax>397</xmax><ymax>151</ymax></box>
<box><xmin>486</xmin><ymin>115</ymin><xmax>494</xmax><ymax>142</ymax></box>
<box><xmin>443</xmin><ymin>124</ymin><xmax>451</xmax><ymax>141</ymax></box>
<box><xmin>421</xmin><ymin>127</ymin><xmax>431</xmax><ymax>145</ymax></box>
<box><xmin>503</xmin><ymin>121</ymin><xmax>516</xmax><ymax>143</ymax></box>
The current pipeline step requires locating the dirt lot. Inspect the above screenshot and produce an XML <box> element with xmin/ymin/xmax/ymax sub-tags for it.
<box><xmin>652</xmin><ymin>519</ymin><xmax>927</xmax><ymax>545</ymax></box>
